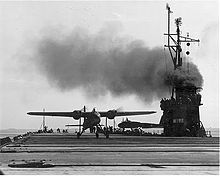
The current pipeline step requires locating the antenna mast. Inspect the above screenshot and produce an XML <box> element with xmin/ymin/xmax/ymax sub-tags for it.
<box><xmin>164</xmin><ymin>4</ymin><xmax>200</xmax><ymax>97</ymax></box>
<box><xmin>164</xmin><ymin>3</ymin><xmax>200</xmax><ymax>70</ymax></box>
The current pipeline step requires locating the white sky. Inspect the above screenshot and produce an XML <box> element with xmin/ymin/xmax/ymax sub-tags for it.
<box><xmin>0</xmin><ymin>0</ymin><xmax>219</xmax><ymax>130</ymax></box>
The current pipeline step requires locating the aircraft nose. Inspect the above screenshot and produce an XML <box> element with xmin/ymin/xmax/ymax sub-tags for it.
<box><xmin>92</xmin><ymin>117</ymin><xmax>100</xmax><ymax>126</ymax></box>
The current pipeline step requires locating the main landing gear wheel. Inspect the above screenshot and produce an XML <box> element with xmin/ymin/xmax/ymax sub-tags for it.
<box><xmin>105</xmin><ymin>133</ymin><xmax>109</xmax><ymax>139</ymax></box>
<box><xmin>77</xmin><ymin>132</ymin><xmax>81</xmax><ymax>139</ymax></box>
<box><xmin>96</xmin><ymin>132</ymin><xmax>99</xmax><ymax>139</ymax></box>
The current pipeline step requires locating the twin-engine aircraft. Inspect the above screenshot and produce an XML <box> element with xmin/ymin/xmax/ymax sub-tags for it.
<box><xmin>27</xmin><ymin>106</ymin><xmax>156</xmax><ymax>138</ymax></box>
<box><xmin>118</xmin><ymin>118</ymin><xmax>163</xmax><ymax>129</ymax></box>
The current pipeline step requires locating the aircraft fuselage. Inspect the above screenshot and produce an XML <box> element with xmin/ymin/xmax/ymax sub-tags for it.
<box><xmin>82</xmin><ymin>110</ymin><xmax>101</xmax><ymax>131</ymax></box>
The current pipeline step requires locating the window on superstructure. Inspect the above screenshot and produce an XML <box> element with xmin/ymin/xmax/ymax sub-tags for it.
<box><xmin>173</xmin><ymin>118</ymin><xmax>184</xmax><ymax>123</ymax></box>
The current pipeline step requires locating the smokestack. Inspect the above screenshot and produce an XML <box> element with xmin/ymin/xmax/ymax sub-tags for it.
<box><xmin>31</xmin><ymin>26</ymin><xmax>203</xmax><ymax>103</ymax></box>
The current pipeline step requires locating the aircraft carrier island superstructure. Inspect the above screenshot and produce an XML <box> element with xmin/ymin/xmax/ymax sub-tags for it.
<box><xmin>159</xmin><ymin>4</ymin><xmax>206</xmax><ymax>137</ymax></box>
<box><xmin>160</xmin><ymin>85</ymin><xmax>205</xmax><ymax>137</ymax></box>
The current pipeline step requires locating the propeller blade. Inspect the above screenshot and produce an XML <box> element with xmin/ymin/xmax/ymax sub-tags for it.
<box><xmin>116</xmin><ymin>106</ymin><xmax>123</xmax><ymax>112</ymax></box>
<box><xmin>80</xmin><ymin>106</ymin><xmax>88</xmax><ymax>112</ymax></box>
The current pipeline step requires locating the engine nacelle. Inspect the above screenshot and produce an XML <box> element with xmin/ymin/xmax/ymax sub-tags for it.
<box><xmin>72</xmin><ymin>110</ymin><xmax>82</xmax><ymax>120</ymax></box>
<box><xmin>106</xmin><ymin>110</ymin><xmax>117</xmax><ymax>119</ymax></box>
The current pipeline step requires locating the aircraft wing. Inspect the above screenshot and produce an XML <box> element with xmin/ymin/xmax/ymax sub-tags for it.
<box><xmin>99</xmin><ymin>111</ymin><xmax>156</xmax><ymax>117</ymax></box>
<box><xmin>27</xmin><ymin>112</ymin><xmax>75</xmax><ymax>117</ymax></box>
<box><xmin>27</xmin><ymin>112</ymin><xmax>91</xmax><ymax>117</ymax></box>
<box><xmin>27</xmin><ymin>111</ymin><xmax>156</xmax><ymax>118</ymax></box>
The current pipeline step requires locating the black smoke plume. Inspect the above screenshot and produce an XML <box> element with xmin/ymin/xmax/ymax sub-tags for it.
<box><xmin>31</xmin><ymin>26</ymin><xmax>203</xmax><ymax>103</ymax></box>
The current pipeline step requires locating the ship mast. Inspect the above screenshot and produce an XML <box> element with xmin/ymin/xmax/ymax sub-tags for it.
<box><xmin>164</xmin><ymin>3</ymin><xmax>200</xmax><ymax>97</ymax></box>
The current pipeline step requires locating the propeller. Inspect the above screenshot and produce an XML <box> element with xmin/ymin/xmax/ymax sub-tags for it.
<box><xmin>116</xmin><ymin>106</ymin><xmax>123</xmax><ymax>112</ymax></box>
<box><xmin>72</xmin><ymin>106</ymin><xmax>89</xmax><ymax>120</ymax></box>
<box><xmin>107</xmin><ymin>107</ymin><xmax>123</xmax><ymax>119</ymax></box>
<box><xmin>80</xmin><ymin>105</ymin><xmax>88</xmax><ymax>112</ymax></box>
